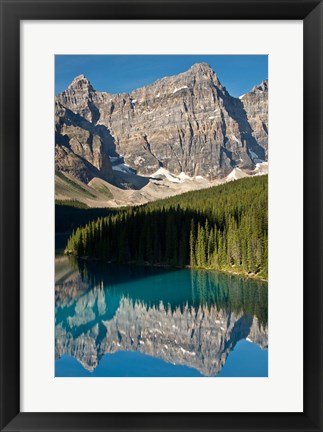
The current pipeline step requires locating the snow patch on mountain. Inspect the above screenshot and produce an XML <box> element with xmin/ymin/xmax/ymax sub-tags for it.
<box><xmin>150</xmin><ymin>168</ymin><xmax>205</xmax><ymax>184</ymax></box>
<box><xmin>172</xmin><ymin>85</ymin><xmax>188</xmax><ymax>94</ymax></box>
<box><xmin>151</xmin><ymin>168</ymin><xmax>182</xmax><ymax>183</ymax></box>
<box><xmin>253</xmin><ymin>162</ymin><xmax>268</xmax><ymax>175</ymax></box>
<box><xmin>226</xmin><ymin>168</ymin><xmax>248</xmax><ymax>182</ymax></box>
<box><xmin>225</xmin><ymin>162</ymin><xmax>268</xmax><ymax>183</ymax></box>
<box><xmin>178</xmin><ymin>172</ymin><xmax>192</xmax><ymax>181</ymax></box>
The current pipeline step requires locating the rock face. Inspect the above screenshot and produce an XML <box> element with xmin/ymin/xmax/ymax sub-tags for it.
<box><xmin>55</xmin><ymin>64</ymin><xmax>268</xmax><ymax>181</ymax></box>
<box><xmin>240</xmin><ymin>80</ymin><xmax>268</xmax><ymax>159</ymax></box>
<box><xmin>55</xmin><ymin>98</ymin><xmax>115</xmax><ymax>183</ymax></box>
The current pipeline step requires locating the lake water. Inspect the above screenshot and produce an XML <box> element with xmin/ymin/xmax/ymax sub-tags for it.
<box><xmin>55</xmin><ymin>256</ymin><xmax>268</xmax><ymax>377</ymax></box>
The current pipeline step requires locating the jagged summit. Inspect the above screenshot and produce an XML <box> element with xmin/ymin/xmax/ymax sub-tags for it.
<box><xmin>190</xmin><ymin>61</ymin><xmax>212</xmax><ymax>70</ymax></box>
<box><xmin>249</xmin><ymin>79</ymin><xmax>268</xmax><ymax>94</ymax></box>
<box><xmin>65</xmin><ymin>63</ymin><xmax>219</xmax><ymax>99</ymax></box>
<box><xmin>189</xmin><ymin>62</ymin><xmax>214</xmax><ymax>75</ymax></box>
<box><xmin>189</xmin><ymin>62</ymin><xmax>215</xmax><ymax>77</ymax></box>
<box><xmin>68</xmin><ymin>74</ymin><xmax>95</xmax><ymax>92</ymax></box>
<box><xmin>55</xmin><ymin>63</ymin><xmax>268</xmax><ymax>192</ymax></box>
<box><xmin>187</xmin><ymin>62</ymin><xmax>221</xmax><ymax>84</ymax></box>
<box><xmin>71</xmin><ymin>73</ymin><xmax>86</xmax><ymax>82</ymax></box>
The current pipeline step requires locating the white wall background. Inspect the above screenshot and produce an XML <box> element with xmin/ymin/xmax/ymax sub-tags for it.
<box><xmin>21</xmin><ymin>20</ymin><xmax>303</xmax><ymax>412</ymax></box>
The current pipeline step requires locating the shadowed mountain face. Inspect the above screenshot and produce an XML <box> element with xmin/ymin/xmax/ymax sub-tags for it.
<box><xmin>55</xmin><ymin>63</ymin><xmax>268</xmax><ymax>182</ymax></box>
<box><xmin>55</xmin><ymin>102</ymin><xmax>115</xmax><ymax>183</ymax></box>
<box><xmin>239</xmin><ymin>80</ymin><xmax>268</xmax><ymax>159</ymax></box>
<box><xmin>55</xmin><ymin>257</ymin><xmax>268</xmax><ymax>376</ymax></box>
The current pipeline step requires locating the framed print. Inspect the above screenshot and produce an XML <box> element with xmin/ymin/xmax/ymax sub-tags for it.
<box><xmin>0</xmin><ymin>0</ymin><xmax>322</xmax><ymax>431</ymax></box>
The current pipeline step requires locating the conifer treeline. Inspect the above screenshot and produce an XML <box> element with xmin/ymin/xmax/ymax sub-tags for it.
<box><xmin>65</xmin><ymin>176</ymin><xmax>268</xmax><ymax>279</ymax></box>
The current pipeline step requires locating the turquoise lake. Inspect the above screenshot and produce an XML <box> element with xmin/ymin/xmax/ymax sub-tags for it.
<box><xmin>55</xmin><ymin>256</ymin><xmax>268</xmax><ymax>377</ymax></box>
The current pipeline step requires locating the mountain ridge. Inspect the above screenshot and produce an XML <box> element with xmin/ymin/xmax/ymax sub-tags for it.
<box><xmin>55</xmin><ymin>62</ymin><xmax>268</xmax><ymax>206</ymax></box>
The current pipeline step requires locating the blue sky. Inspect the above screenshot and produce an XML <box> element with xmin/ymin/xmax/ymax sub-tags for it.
<box><xmin>55</xmin><ymin>55</ymin><xmax>268</xmax><ymax>98</ymax></box>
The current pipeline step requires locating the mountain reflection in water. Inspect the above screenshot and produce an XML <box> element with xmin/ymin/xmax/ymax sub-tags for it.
<box><xmin>55</xmin><ymin>256</ymin><xmax>268</xmax><ymax>377</ymax></box>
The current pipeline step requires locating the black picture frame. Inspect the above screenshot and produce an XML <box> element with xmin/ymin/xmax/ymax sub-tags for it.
<box><xmin>0</xmin><ymin>1</ymin><xmax>322</xmax><ymax>431</ymax></box>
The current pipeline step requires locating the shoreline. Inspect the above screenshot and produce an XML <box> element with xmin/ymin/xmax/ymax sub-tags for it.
<box><xmin>67</xmin><ymin>253</ymin><xmax>268</xmax><ymax>282</ymax></box>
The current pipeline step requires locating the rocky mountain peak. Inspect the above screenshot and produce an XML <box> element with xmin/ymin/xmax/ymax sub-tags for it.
<box><xmin>55</xmin><ymin>63</ymin><xmax>268</xmax><ymax>186</ymax></box>
<box><xmin>190</xmin><ymin>62</ymin><xmax>214</xmax><ymax>78</ymax></box>
<box><xmin>68</xmin><ymin>74</ymin><xmax>94</xmax><ymax>92</ymax></box>
<box><xmin>261</xmin><ymin>78</ymin><xmax>268</xmax><ymax>88</ymax></box>
<box><xmin>189</xmin><ymin>62</ymin><xmax>221</xmax><ymax>84</ymax></box>
<box><xmin>57</xmin><ymin>74</ymin><xmax>99</xmax><ymax>124</ymax></box>
<box><xmin>250</xmin><ymin>79</ymin><xmax>268</xmax><ymax>95</ymax></box>
<box><xmin>190</xmin><ymin>61</ymin><xmax>212</xmax><ymax>71</ymax></box>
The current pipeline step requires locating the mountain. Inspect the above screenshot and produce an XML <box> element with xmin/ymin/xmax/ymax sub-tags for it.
<box><xmin>55</xmin><ymin>63</ymin><xmax>268</xmax><ymax>206</ymax></box>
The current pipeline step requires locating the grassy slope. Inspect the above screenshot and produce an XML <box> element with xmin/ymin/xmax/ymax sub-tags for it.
<box><xmin>55</xmin><ymin>171</ymin><xmax>114</xmax><ymax>207</ymax></box>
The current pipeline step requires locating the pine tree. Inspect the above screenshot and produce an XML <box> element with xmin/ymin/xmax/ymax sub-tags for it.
<box><xmin>189</xmin><ymin>220</ymin><xmax>196</xmax><ymax>267</ymax></box>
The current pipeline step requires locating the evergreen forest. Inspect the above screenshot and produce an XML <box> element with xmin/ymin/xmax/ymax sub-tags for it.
<box><xmin>65</xmin><ymin>176</ymin><xmax>268</xmax><ymax>279</ymax></box>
